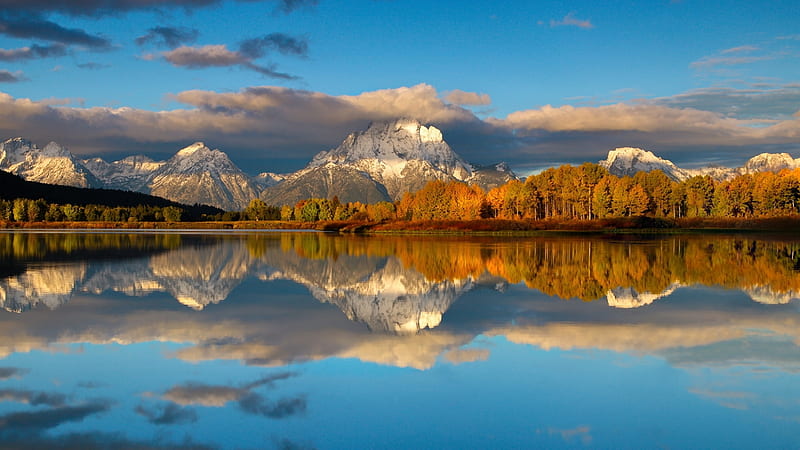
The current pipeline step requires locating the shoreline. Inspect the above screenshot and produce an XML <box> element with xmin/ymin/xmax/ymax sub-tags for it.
<box><xmin>1</xmin><ymin>216</ymin><xmax>799</xmax><ymax>235</ymax></box>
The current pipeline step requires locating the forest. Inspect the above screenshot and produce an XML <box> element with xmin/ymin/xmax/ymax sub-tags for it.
<box><xmin>249</xmin><ymin>232</ymin><xmax>800</xmax><ymax>302</ymax></box>
<box><xmin>280</xmin><ymin>163</ymin><xmax>800</xmax><ymax>222</ymax></box>
<box><xmin>3</xmin><ymin>162</ymin><xmax>800</xmax><ymax>226</ymax></box>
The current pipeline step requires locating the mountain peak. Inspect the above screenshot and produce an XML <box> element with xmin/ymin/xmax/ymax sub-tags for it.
<box><xmin>599</xmin><ymin>147</ymin><xmax>689</xmax><ymax>181</ymax></box>
<box><xmin>176</xmin><ymin>142</ymin><xmax>209</xmax><ymax>156</ymax></box>
<box><xmin>378</xmin><ymin>118</ymin><xmax>444</xmax><ymax>143</ymax></box>
<box><xmin>0</xmin><ymin>137</ymin><xmax>99</xmax><ymax>188</ymax></box>
<box><xmin>742</xmin><ymin>152</ymin><xmax>799</xmax><ymax>174</ymax></box>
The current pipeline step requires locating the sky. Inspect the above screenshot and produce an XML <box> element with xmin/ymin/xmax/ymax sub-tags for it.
<box><xmin>0</xmin><ymin>0</ymin><xmax>798</xmax><ymax>175</ymax></box>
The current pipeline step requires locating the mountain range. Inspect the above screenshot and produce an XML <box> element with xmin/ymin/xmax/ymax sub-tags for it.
<box><xmin>2</xmin><ymin>120</ymin><xmax>799</xmax><ymax>210</ymax></box>
<box><xmin>0</xmin><ymin>119</ymin><xmax>514</xmax><ymax>210</ymax></box>
<box><xmin>599</xmin><ymin>147</ymin><xmax>800</xmax><ymax>182</ymax></box>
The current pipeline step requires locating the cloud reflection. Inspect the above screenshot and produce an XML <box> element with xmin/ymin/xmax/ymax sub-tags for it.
<box><xmin>0</xmin><ymin>367</ymin><xmax>28</xmax><ymax>380</ymax></box>
<box><xmin>0</xmin><ymin>400</ymin><xmax>111</xmax><ymax>433</ymax></box>
<box><xmin>135</xmin><ymin>402</ymin><xmax>198</xmax><ymax>425</ymax></box>
<box><xmin>162</xmin><ymin>373</ymin><xmax>306</xmax><ymax>419</ymax></box>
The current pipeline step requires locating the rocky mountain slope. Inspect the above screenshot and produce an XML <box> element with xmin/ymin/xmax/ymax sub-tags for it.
<box><xmin>145</xmin><ymin>142</ymin><xmax>260</xmax><ymax>211</ymax></box>
<box><xmin>83</xmin><ymin>155</ymin><xmax>165</xmax><ymax>192</ymax></box>
<box><xmin>0</xmin><ymin>138</ymin><xmax>100</xmax><ymax>188</ymax></box>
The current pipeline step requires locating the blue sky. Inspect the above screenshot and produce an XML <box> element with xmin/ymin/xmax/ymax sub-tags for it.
<box><xmin>0</xmin><ymin>0</ymin><xmax>798</xmax><ymax>174</ymax></box>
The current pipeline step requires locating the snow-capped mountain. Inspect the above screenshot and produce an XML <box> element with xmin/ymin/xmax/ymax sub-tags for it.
<box><xmin>83</xmin><ymin>155</ymin><xmax>165</xmax><ymax>192</ymax></box>
<box><xmin>257</xmin><ymin>245</ymin><xmax>471</xmax><ymax>333</ymax></box>
<box><xmin>146</xmin><ymin>142</ymin><xmax>260</xmax><ymax>211</ymax></box>
<box><xmin>600</xmin><ymin>147</ymin><xmax>800</xmax><ymax>182</ymax></box>
<box><xmin>261</xmin><ymin>119</ymin><xmax>514</xmax><ymax>205</ymax></box>
<box><xmin>605</xmin><ymin>283</ymin><xmax>681</xmax><ymax>309</ymax></box>
<box><xmin>599</xmin><ymin>147</ymin><xmax>690</xmax><ymax>181</ymax></box>
<box><xmin>0</xmin><ymin>137</ymin><xmax>100</xmax><ymax>188</ymax></box>
<box><xmin>0</xmin><ymin>263</ymin><xmax>87</xmax><ymax>313</ymax></box>
<box><xmin>253</xmin><ymin>171</ymin><xmax>286</xmax><ymax>190</ymax></box>
<box><xmin>83</xmin><ymin>142</ymin><xmax>261</xmax><ymax>210</ymax></box>
<box><xmin>469</xmin><ymin>162</ymin><xmax>517</xmax><ymax>190</ymax></box>
<box><xmin>740</xmin><ymin>153</ymin><xmax>800</xmax><ymax>174</ymax></box>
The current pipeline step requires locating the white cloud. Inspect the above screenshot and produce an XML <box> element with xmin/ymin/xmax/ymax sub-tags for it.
<box><xmin>550</xmin><ymin>12</ymin><xmax>593</xmax><ymax>29</ymax></box>
<box><xmin>443</xmin><ymin>89</ymin><xmax>492</xmax><ymax>106</ymax></box>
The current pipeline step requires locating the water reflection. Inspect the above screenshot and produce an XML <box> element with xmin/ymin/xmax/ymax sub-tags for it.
<box><xmin>1</xmin><ymin>231</ymin><xmax>799</xmax><ymax>448</ymax></box>
<box><xmin>3</xmin><ymin>232</ymin><xmax>800</xmax><ymax>315</ymax></box>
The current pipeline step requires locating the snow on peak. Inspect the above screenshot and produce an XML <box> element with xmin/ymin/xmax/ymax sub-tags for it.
<box><xmin>602</xmin><ymin>147</ymin><xmax>663</xmax><ymax>166</ymax></box>
<box><xmin>606</xmin><ymin>282</ymin><xmax>680</xmax><ymax>308</ymax></box>
<box><xmin>176</xmin><ymin>142</ymin><xmax>209</xmax><ymax>156</ymax></box>
<box><xmin>41</xmin><ymin>141</ymin><xmax>70</xmax><ymax>157</ymax></box>
<box><xmin>599</xmin><ymin>147</ymin><xmax>689</xmax><ymax>181</ymax></box>
<box><xmin>742</xmin><ymin>152</ymin><xmax>799</xmax><ymax>173</ymax></box>
<box><xmin>310</xmin><ymin>119</ymin><xmax>469</xmax><ymax>172</ymax></box>
<box><xmin>0</xmin><ymin>137</ymin><xmax>99</xmax><ymax>188</ymax></box>
<box><xmin>392</xmin><ymin>118</ymin><xmax>443</xmax><ymax>143</ymax></box>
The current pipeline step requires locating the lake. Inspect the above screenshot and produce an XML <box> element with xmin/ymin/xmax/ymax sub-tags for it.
<box><xmin>1</xmin><ymin>230</ymin><xmax>799</xmax><ymax>448</ymax></box>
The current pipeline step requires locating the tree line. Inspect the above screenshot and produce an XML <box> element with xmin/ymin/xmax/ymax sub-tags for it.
<box><xmin>0</xmin><ymin>198</ymin><xmax>185</xmax><ymax>223</ymax></box>
<box><xmin>282</xmin><ymin>163</ymin><xmax>800</xmax><ymax>222</ymax></box>
<box><xmin>262</xmin><ymin>233</ymin><xmax>800</xmax><ymax>302</ymax></box>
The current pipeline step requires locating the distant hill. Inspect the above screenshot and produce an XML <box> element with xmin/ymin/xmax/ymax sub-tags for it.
<box><xmin>0</xmin><ymin>169</ymin><xmax>222</xmax><ymax>218</ymax></box>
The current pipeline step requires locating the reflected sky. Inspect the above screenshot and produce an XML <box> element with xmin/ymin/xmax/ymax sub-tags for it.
<box><xmin>1</xmin><ymin>231</ymin><xmax>799</xmax><ymax>448</ymax></box>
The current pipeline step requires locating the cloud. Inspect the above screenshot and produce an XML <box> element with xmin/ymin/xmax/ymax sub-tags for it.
<box><xmin>273</xmin><ymin>0</ymin><xmax>318</xmax><ymax>15</ymax></box>
<box><xmin>550</xmin><ymin>12</ymin><xmax>593</xmax><ymax>29</ymax></box>
<box><xmin>539</xmin><ymin>426</ymin><xmax>593</xmax><ymax>445</ymax></box>
<box><xmin>134</xmin><ymin>402</ymin><xmax>198</xmax><ymax>425</ymax></box>
<box><xmin>163</xmin><ymin>383</ymin><xmax>242</xmax><ymax>407</ymax></box>
<box><xmin>654</xmin><ymin>85</ymin><xmax>800</xmax><ymax>120</ymax></box>
<box><xmin>0</xmin><ymin>401</ymin><xmax>111</xmax><ymax>432</ymax></box>
<box><xmin>238</xmin><ymin>392</ymin><xmax>306</xmax><ymax>418</ymax></box>
<box><xmin>0</xmin><ymin>389</ymin><xmax>67</xmax><ymax>407</ymax></box>
<box><xmin>688</xmin><ymin>388</ymin><xmax>754</xmax><ymax>411</ymax></box>
<box><xmin>0</xmin><ymin>43</ymin><xmax>67</xmax><ymax>61</ymax></box>
<box><xmin>443</xmin><ymin>89</ymin><xmax>491</xmax><ymax>106</ymax></box>
<box><xmin>159</xmin><ymin>38</ymin><xmax>305</xmax><ymax>79</ymax></box>
<box><xmin>0</xmin><ymin>83</ymin><xmax>798</xmax><ymax>172</ymax></box>
<box><xmin>0</xmin><ymin>70</ymin><xmax>25</xmax><ymax>82</ymax></box>
<box><xmin>0</xmin><ymin>0</ymin><xmax>317</xmax><ymax>17</ymax></box>
<box><xmin>0</xmin><ymin>367</ymin><xmax>27</xmax><ymax>380</ymax></box>
<box><xmin>690</xmin><ymin>55</ymin><xmax>773</xmax><ymax>70</ymax></box>
<box><xmin>491</xmin><ymin>103</ymin><xmax>756</xmax><ymax>135</ymax></box>
<box><xmin>721</xmin><ymin>45</ymin><xmax>759</xmax><ymax>54</ymax></box>
<box><xmin>0</xmin><ymin>430</ymin><xmax>216</xmax><ymax>449</ymax></box>
<box><xmin>162</xmin><ymin>45</ymin><xmax>246</xmax><ymax>68</ymax></box>
<box><xmin>239</xmin><ymin>33</ymin><xmax>309</xmax><ymax>58</ymax></box>
<box><xmin>0</xmin><ymin>11</ymin><xmax>112</xmax><ymax>49</ymax></box>
<box><xmin>161</xmin><ymin>373</ymin><xmax>305</xmax><ymax>419</ymax></box>
<box><xmin>135</xmin><ymin>26</ymin><xmax>199</xmax><ymax>49</ymax></box>
<box><xmin>77</xmin><ymin>62</ymin><xmax>110</xmax><ymax>70</ymax></box>
<box><xmin>163</xmin><ymin>372</ymin><xmax>298</xmax><ymax>405</ymax></box>
<box><xmin>442</xmin><ymin>347</ymin><xmax>490</xmax><ymax>364</ymax></box>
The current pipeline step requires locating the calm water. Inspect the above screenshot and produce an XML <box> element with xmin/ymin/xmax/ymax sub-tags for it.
<box><xmin>1</xmin><ymin>231</ymin><xmax>799</xmax><ymax>449</ymax></box>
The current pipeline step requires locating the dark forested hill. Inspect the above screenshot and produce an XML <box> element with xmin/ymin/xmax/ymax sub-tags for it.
<box><xmin>0</xmin><ymin>170</ymin><xmax>222</xmax><ymax>218</ymax></box>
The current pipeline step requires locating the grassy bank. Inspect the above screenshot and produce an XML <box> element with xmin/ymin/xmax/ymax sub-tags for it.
<box><xmin>2</xmin><ymin>216</ymin><xmax>799</xmax><ymax>234</ymax></box>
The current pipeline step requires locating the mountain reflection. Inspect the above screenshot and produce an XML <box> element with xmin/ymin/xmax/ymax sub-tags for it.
<box><xmin>3</xmin><ymin>232</ymin><xmax>800</xmax><ymax>316</ymax></box>
<box><xmin>0</xmin><ymin>231</ymin><xmax>799</xmax><ymax>371</ymax></box>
